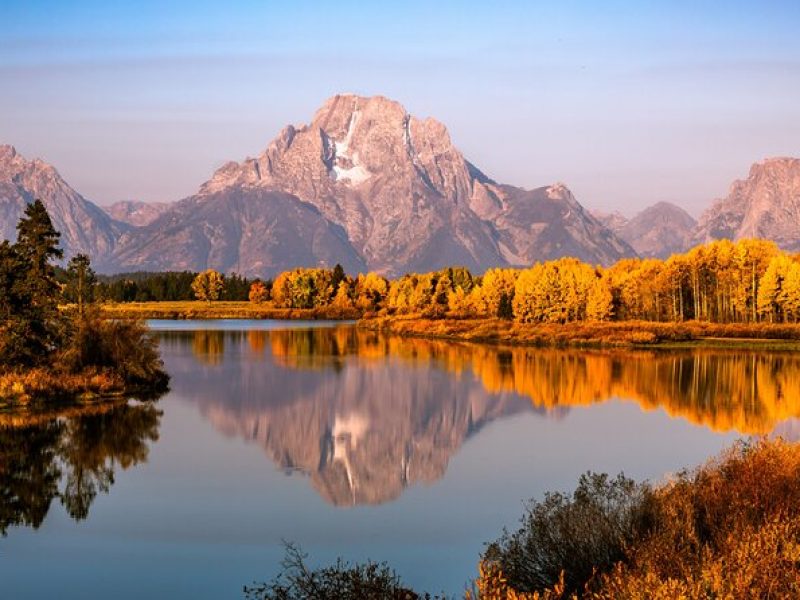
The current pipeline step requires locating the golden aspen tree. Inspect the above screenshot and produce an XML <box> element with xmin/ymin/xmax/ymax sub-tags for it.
<box><xmin>192</xmin><ymin>269</ymin><xmax>224</xmax><ymax>302</ymax></box>
<box><xmin>331</xmin><ymin>280</ymin><xmax>354</xmax><ymax>309</ymax></box>
<box><xmin>780</xmin><ymin>261</ymin><xmax>800</xmax><ymax>322</ymax></box>
<box><xmin>586</xmin><ymin>275</ymin><xmax>614</xmax><ymax>321</ymax></box>
<box><xmin>248</xmin><ymin>280</ymin><xmax>269</xmax><ymax>304</ymax></box>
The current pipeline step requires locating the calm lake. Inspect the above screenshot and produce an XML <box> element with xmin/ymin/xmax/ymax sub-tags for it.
<box><xmin>3</xmin><ymin>320</ymin><xmax>798</xmax><ymax>598</ymax></box>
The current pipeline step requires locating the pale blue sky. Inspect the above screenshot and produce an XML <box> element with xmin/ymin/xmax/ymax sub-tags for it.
<box><xmin>1</xmin><ymin>1</ymin><xmax>799</xmax><ymax>215</ymax></box>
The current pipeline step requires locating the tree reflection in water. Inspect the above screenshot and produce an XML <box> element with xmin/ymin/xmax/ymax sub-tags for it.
<box><xmin>0</xmin><ymin>401</ymin><xmax>161</xmax><ymax>534</ymax></box>
<box><xmin>162</xmin><ymin>327</ymin><xmax>800</xmax><ymax>507</ymax></box>
<box><xmin>265</xmin><ymin>328</ymin><xmax>800</xmax><ymax>435</ymax></box>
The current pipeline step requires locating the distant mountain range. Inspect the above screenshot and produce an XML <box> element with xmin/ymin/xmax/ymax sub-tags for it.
<box><xmin>1</xmin><ymin>95</ymin><xmax>799</xmax><ymax>275</ymax></box>
<box><xmin>103</xmin><ymin>200</ymin><xmax>169</xmax><ymax>227</ymax></box>
<box><xmin>594</xmin><ymin>202</ymin><xmax>698</xmax><ymax>259</ymax></box>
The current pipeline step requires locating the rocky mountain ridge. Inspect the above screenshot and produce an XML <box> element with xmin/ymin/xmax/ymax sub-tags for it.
<box><xmin>0</xmin><ymin>144</ymin><xmax>126</xmax><ymax>266</ymax></box>
<box><xmin>693</xmin><ymin>157</ymin><xmax>800</xmax><ymax>250</ymax></box>
<box><xmin>2</xmin><ymin>97</ymin><xmax>799</xmax><ymax>274</ymax></box>
<box><xmin>156</xmin><ymin>94</ymin><xmax>635</xmax><ymax>275</ymax></box>
<box><xmin>595</xmin><ymin>202</ymin><xmax>698</xmax><ymax>258</ymax></box>
<box><xmin>102</xmin><ymin>200</ymin><xmax>170</xmax><ymax>227</ymax></box>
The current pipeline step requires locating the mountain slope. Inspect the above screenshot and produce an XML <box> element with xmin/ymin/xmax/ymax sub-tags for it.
<box><xmin>694</xmin><ymin>158</ymin><xmax>800</xmax><ymax>250</ymax></box>
<box><xmin>171</xmin><ymin>94</ymin><xmax>636</xmax><ymax>275</ymax></box>
<box><xmin>102</xmin><ymin>200</ymin><xmax>170</xmax><ymax>227</ymax></box>
<box><xmin>620</xmin><ymin>202</ymin><xmax>697</xmax><ymax>258</ymax></box>
<box><xmin>0</xmin><ymin>145</ymin><xmax>125</xmax><ymax>266</ymax></box>
<box><xmin>112</xmin><ymin>188</ymin><xmax>365</xmax><ymax>276</ymax></box>
<box><xmin>489</xmin><ymin>183</ymin><xmax>635</xmax><ymax>264</ymax></box>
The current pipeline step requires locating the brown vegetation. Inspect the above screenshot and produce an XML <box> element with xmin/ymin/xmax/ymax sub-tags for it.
<box><xmin>476</xmin><ymin>439</ymin><xmax>800</xmax><ymax>599</ymax></box>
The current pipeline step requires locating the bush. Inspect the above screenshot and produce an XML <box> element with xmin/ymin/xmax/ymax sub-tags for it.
<box><xmin>244</xmin><ymin>543</ymin><xmax>431</xmax><ymax>600</ymax></box>
<box><xmin>483</xmin><ymin>473</ymin><xmax>655</xmax><ymax>596</ymax></box>
<box><xmin>478</xmin><ymin>439</ymin><xmax>800</xmax><ymax>599</ymax></box>
<box><xmin>59</xmin><ymin>314</ymin><xmax>169</xmax><ymax>392</ymax></box>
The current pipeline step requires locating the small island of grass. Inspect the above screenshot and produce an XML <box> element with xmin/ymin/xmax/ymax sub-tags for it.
<box><xmin>0</xmin><ymin>201</ymin><xmax>168</xmax><ymax>407</ymax></box>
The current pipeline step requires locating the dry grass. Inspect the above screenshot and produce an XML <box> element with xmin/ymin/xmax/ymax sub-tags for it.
<box><xmin>359</xmin><ymin>315</ymin><xmax>800</xmax><ymax>348</ymax></box>
<box><xmin>99</xmin><ymin>301</ymin><xmax>360</xmax><ymax>321</ymax></box>
<box><xmin>0</xmin><ymin>367</ymin><xmax>126</xmax><ymax>407</ymax></box>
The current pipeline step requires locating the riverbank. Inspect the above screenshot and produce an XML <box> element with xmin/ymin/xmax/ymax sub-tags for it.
<box><xmin>358</xmin><ymin>315</ymin><xmax>800</xmax><ymax>348</ymax></box>
<box><xmin>99</xmin><ymin>301</ymin><xmax>361</xmax><ymax>320</ymax></box>
<box><xmin>0</xmin><ymin>367</ymin><xmax>164</xmax><ymax>408</ymax></box>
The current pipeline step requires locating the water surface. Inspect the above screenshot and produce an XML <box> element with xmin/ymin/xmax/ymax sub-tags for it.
<box><xmin>2</xmin><ymin>320</ymin><xmax>798</xmax><ymax>598</ymax></box>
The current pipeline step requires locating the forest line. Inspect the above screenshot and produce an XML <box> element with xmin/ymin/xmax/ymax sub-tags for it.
<box><xmin>223</xmin><ymin>238</ymin><xmax>800</xmax><ymax>325</ymax></box>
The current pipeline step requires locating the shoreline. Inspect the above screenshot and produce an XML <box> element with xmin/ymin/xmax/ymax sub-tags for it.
<box><xmin>356</xmin><ymin>315</ymin><xmax>800</xmax><ymax>350</ymax></box>
<box><xmin>99</xmin><ymin>301</ymin><xmax>361</xmax><ymax>321</ymax></box>
<box><xmin>98</xmin><ymin>303</ymin><xmax>800</xmax><ymax>349</ymax></box>
<box><xmin>0</xmin><ymin>367</ymin><xmax>168</xmax><ymax>409</ymax></box>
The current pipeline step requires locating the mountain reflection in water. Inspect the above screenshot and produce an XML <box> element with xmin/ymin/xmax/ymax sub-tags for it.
<box><xmin>160</xmin><ymin>327</ymin><xmax>800</xmax><ymax>507</ymax></box>
<box><xmin>0</xmin><ymin>401</ymin><xmax>162</xmax><ymax>534</ymax></box>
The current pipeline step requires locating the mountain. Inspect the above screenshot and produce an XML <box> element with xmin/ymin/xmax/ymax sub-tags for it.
<box><xmin>600</xmin><ymin>202</ymin><xmax>697</xmax><ymax>258</ymax></box>
<box><xmin>102</xmin><ymin>200</ymin><xmax>170</xmax><ymax>227</ymax></box>
<box><xmin>0</xmin><ymin>145</ymin><xmax>125</xmax><ymax>266</ymax></box>
<box><xmin>112</xmin><ymin>94</ymin><xmax>635</xmax><ymax>276</ymax></box>
<box><xmin>593</xmin><ymin>210</ymin><xmax>629</xmax><ymax>233</ymax></box>
<box><xmin>694</xmin><ymin>158</ymin><xmax>800</xmax><ymax>250</ymax></box>
<box><xmin>112</xmin><ymin>188</ymin><xmax>366</xmax><ymax>276</ymax></box>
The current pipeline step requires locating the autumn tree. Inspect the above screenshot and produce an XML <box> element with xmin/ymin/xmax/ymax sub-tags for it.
<box><xmin>332</xmin><ymin>280</ymin><xmax>354</xmax><ymax>309</ymax></box>
<box><xmin>470</xmin><ymin>268</ymin><xmax>518</xmax><ymax>318</ymax></box>
<box><xmin>354</xmin><ymin>272</ymin><xmax>388</xmax><ymax>311</ymax></box>
<box><xmin>586</xmin><ymin>275</ymin><xmax>614</xmax><ymax>321</ymax></box>
<box><xmin>781</xmin><ymin>262</ymin><xmax>800</xmax><ymax>322</ymax></box>
<box><xmin>192</xmin><ymin>269</ymin><xmax>225</xmax><ymax>302</ymax></box>
<box><xmin>248</xmin><ymin>280</ymin><xmax>270</xmax><ymax>304</ymax></box>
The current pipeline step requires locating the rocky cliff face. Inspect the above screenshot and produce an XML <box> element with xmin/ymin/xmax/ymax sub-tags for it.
<box><xmin>694</xmin><ymin>158</ymin><xmax>800</xmax><ymax>250</ymax></box>
<box><xmin>596</xmin><ymin>202</ymin><xmax>697</xmax><ymax>258</ymax></box>
<box><xmin>0</xmin><ymin>145</ymin><xmax>125</xmax><ymax>266</ymax></box>
<box><xmin>102</xmin><ymin>200</ymin><xmax>170</xmax><ymax>227</ymax></box>
<box><xmin>121</xmin><ymin>94</ymin><xmax>635</xmax><ymax>276</ymax></box>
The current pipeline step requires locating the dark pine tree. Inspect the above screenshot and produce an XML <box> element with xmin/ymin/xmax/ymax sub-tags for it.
<box><xmin>64</xmin><ymin>254</ymin><xmax>97</xmax><ymax>317</ymax></box>
<box><xmin>0</xmin><ymin>200</ymin><xmax>65</xmax><ymax>365</ymax></box>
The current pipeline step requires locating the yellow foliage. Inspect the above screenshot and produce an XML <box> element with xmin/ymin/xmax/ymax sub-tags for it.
<box><xmin>248</xmin><ymin>280</ymin><xmax>269</xmax><ymax>304</ymax></box>
<box><xmin>191</xmin><ymin>269</ymin><xmax>224</xmax><ymax>302</ymax></box>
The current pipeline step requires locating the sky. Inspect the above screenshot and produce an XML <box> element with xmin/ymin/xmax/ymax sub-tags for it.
<box><xmin>1</xmin><ymin>0</ymin><xmax>799</xmax><ymax>216</ymax></box>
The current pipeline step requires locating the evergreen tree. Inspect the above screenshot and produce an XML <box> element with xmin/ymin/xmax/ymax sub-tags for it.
<box><xmin>64</xmin><ymin>254</ymin><xmax>97</xmax><ymax>317</ymax></box>
<box><xmin>16</xmin><ymin>199</ymin><xmax>62</xmax><ymax>303</ymax></box>
<box><xmin>0</xmin><ymin>201</ymin><xmax>65</xmax><ymax>365</ymax></box>
<box><xmin>331</xmin><ymin>263</ymin><xmax>346</xmax><ymax>292</ymax></box>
